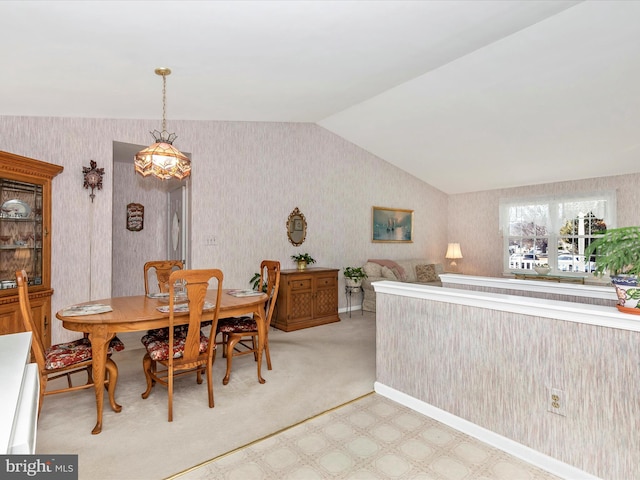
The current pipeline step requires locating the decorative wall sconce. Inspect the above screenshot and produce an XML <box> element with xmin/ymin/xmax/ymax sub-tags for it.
<box><xmin>83</xmin><ymin>160</ymin><xmax>104</xmax><ymax>203</ymax></box>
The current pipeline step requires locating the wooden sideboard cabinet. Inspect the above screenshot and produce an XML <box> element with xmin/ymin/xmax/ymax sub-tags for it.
<box><xmin>0</xmin><ymin>151</ymin><xmax>63</xmax><ymax>348</ymax></box>
<box><xmin>273</xmin><ymin>267</ymin><xmax>340</xmax><ymax>332</ymax></box>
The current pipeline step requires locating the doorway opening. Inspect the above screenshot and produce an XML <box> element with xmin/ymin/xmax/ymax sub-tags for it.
<box><xmin>111</xmin><ymin>141</ymin><xmax>191</xmax><ymax>298</ymax></box>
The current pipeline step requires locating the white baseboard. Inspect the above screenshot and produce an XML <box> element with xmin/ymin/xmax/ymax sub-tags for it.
<box><xmin>374</xmin><ymin>382</ymin><xmax>601</xmax><ymax>480</ymax></box>
<box><xmin>338</xmin><ymin>305</ymin><xmax>362</xmax><ymax>314</ymax></box>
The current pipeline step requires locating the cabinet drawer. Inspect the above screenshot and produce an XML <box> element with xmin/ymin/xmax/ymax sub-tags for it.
<box><xmin>289</xmin><ymin>278</ymin><xmax>312</xmax><ymax>291</ymax></box>
<box><xmin>316</xmin><ymin>275</ymin><xmax>336</xmax><ymax>288</ymax></box>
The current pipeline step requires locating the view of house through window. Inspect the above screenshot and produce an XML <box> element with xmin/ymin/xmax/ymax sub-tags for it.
<box><xmin>500</xmin><ymin>193</ymin><xmax>616</xmax><ymax>275</ymax></box>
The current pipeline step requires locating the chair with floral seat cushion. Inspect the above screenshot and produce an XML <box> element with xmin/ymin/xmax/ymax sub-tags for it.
<box><xmin>140</xmin><ymin>268</ymin><xmax>223</xmax><ymax>422</ymax></box>
<box><xmin>16</xmin><ymin>270</ymin><xmax>122</xmax><ymax>417</ymax></box>
<box><xmin>216</xmin><ymin>260</ymin><xmax>280</xmax><ymax>385</ymax></box>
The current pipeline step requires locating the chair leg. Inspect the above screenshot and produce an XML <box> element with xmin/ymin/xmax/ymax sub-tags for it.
<box><xmin>64</xmin><ymin>372</ymin><xmax>73</xmax><ymax>388</ymax></box>
<box><xmin>85</xmin><ymin>365</ymin><xmax>94</xmax><ymax>385</ymax></box>
<box><xmin>206</xmin><ymin>363</ymin><xmax>214</xmax><ymax>408</ymax></box>
<box><xmin>264</xmin><ymin>335</ymin><xmax>272</xmax><ymax>371</ymax></box>
<box><xmin>37</xmin><ymin>375</ymin><xmax>46</xmax><ymax>417</ymax></box>
<box><xmin>251</xmin><ymin>336</ymin><xmax>258</xmax><ymax>361</ymax></box>
<box><xmin>141</xmin><ymin>354</ymin><xmax>154</xmax><ymax>399</ymax></box>
<box><xmin>105</xmin><ymin>358</ymin><xmax>122</xmax><ymax>413</ymax></box>
<box><xmin>167</xmin><ymin>365</ymin><xmax>173</xmax><ymax>422</ymax></box>
<box><xmin>221</xmin><ymin>332</ymin><xmax>228</xmax><ymax>358</ymax></box>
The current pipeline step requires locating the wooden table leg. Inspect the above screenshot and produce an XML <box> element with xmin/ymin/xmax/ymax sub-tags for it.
<box><xmin>88</xmin><ymin>326</ymin><xmax>112</xmax><ymax>435</ymax></box>
<box><xmin>254</xmin><ymin>308</ymin><xmax>266</xmax><ymax>384</ymax></box>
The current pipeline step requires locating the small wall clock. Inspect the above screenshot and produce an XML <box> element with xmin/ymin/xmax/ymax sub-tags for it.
<box><xmin>82</xmin><ymin>160</ymin><xmax>104</xmax><ymax>202</ymax></box>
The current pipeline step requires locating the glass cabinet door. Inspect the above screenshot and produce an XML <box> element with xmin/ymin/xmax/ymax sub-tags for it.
<box><xmin>0</xmin><ymin>178</ymin><xmax>44</xmax><ymax>290</ymax></box>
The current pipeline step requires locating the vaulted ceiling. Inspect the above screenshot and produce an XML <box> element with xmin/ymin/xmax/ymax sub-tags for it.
<box><xmin>3</xmin><ymin>1</ymin><xmax>639</xmax><ymax>194</ymax></box>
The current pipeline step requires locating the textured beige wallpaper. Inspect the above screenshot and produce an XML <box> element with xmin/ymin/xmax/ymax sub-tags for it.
<box><xmin>6</xmin><ymin>113</ymin><xmax>636</xmax><ymax>339</ymax></box>
<box><xmin>376</xmin><ymin>291</ymin><xmax>640</xmax><ymax>479</ymax></box>
<box><xmin>111</xmin><ymin>161</ymin><xmax>168</xmax><ymax>297</ymax></box>
<box><xmin>1</xmin><ymin>115</ymin><xmax>448</xmax><ymax>343</ymax></box>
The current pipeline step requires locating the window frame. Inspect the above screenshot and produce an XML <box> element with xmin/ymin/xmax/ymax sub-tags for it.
<box><xmin>499</xmin><ymin>191</ymin><xmax>616</xmax><ymax>277</ymax></box>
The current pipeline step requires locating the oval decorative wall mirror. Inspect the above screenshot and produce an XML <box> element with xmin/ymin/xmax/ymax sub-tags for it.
<box><xmin>287</xmin><ymin>207</ymin><xmax>307</xmax><ymax>246</ymax></box>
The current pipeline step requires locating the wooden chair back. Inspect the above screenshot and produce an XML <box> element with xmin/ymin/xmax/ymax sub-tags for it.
<box><xmin>15</xmin><ymin>269</ymin><xmax>47</xmax><ymax>372</ymax></box>
<box><xmin>168</xmin><ymin>269</ymin><xmax>223</xmax><ymax>368</ymax></box>
<box><xmin>144</xmin><ymin>260</ymin><xmax>183</xmax><ymax>294</ymax></box>
<box><xmin>261</xmin><ymin>260</ymin><xmax>281</xmax><ymax>326</ymax></box>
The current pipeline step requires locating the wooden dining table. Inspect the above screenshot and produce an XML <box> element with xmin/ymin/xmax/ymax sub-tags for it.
<box><xmin>56</xmin><ymin>289</ymin><xmax>268</xmax><ymax>434</ymax></box>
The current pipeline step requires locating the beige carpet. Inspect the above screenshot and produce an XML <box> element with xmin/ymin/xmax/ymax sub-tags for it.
<box><xmin>35</xmin><ymin>312</ymin><xmax>376</xmax><ymax>480</ymax></box>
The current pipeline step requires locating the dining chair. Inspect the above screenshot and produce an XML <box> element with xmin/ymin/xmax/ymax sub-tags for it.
<box><xmin>144</xmin><ymin>259</ymin><xmax>186</xmax><ymax>342</ymax></box>
<box><xmin>216</xmin><ymin>260</ymin><xmax>280</xmax><ymax>385</ymax></box>
<box><xmin>15</xmin><ymin>269</ymin><xmax>123</xmax><ymax>416</ymax></box>
<box><xmin>144</xmin><ymin>260</ymin><xmax>184</xmax><ymax>294</ymax></box>
<box><xmin>140</xmin><ymin>268</ymin><xmax>223</xmax><ymax>422</ymax></box>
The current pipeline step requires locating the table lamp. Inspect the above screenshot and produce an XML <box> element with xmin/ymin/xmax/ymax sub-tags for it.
<box><xmin>445</xmin><ymin>243</ymin><xmax>463</xmax><ymax>271</ymax></box>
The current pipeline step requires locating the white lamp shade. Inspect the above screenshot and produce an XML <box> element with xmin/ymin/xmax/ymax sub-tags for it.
<box><xmin>445</xmin><ymin>243</ymin><xmax>463</xmax><ymax>259</ymax></box>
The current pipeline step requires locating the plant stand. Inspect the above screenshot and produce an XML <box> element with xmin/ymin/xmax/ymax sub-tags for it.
<box><xmin>345</xmin><ymin>285</ymin><xmax>363</xmax><ymax>317</ymax></box>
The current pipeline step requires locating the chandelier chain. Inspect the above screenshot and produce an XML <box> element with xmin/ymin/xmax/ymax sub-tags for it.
<box><xmin>162</xmin><ymin>74</ymin><xmax>167</xmax><ymax>133</ymax></box>
<box><xmin>134</xmin><ymin>66</ymin><xmax>191</xmax><ymax>180</ymax></box>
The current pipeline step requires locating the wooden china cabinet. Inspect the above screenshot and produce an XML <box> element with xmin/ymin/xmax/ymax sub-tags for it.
<box><xmin>273</xmin><ymin>267</ymin><xmax>340</xmax><ymax>332</ymax></box>
<box><xmin>0</xmin><ymin>151</ymin><xmax>63</xmax><ymax>348</ymax></box>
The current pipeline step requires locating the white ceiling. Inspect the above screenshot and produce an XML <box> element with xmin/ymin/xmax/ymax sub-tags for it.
<box><xmin>3</xmin><ymin>1</ymin><xmax>639</xmax><ymax>194</ymax></box>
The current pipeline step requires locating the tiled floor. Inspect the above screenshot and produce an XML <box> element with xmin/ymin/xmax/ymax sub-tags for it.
<box><xmin>174</xmin><ymin>393</ymin><xmax>561</xmax><ymax>479</ymax></box>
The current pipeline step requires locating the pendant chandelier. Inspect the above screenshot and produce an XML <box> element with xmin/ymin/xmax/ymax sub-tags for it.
<box><xmin>134</xmin><ymin>67</ymin><xmax>191</xmax><ymax>180</ymax></box>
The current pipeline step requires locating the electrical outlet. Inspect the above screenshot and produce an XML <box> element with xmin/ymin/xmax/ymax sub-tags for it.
<box><xmin>547</xmin><ymin>387</ymin><xmax>566</xmax><ymax>416</ymax></box>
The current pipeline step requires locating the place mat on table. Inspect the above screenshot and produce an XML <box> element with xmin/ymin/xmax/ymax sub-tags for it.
<box><xmin>156</xmin><ymin>301</ymin><xmax>215</xmax><ymax>313</ymax></box>
<box><xmin>227</xmin><ymin>289</ymin><xmax>263</xmax><ymax>297</ymax></box>
<box><xmin>60</xmin><ymin>304</ymin><xmax>113</xmax><ymax>316</ymax></box>
<box><xmin>147</xmin><ymin>292</ymin><xmax>170</xmax><ymax>299</ymax></box>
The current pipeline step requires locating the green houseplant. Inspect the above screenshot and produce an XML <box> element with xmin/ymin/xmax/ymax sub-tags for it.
<box><xmin>291</xmin><ymin>253</ymin><xmax>316</xmax><ymax>270</ymax></box>
<box><xmin>249</xmin><ymin>272</ymin><xmax>267</xmax><ymax>292</ymax></box>
<box><xmin>584</xmin><ymin>226</ymin><xmax>640</xmax><ymax>313</ymax></box>
<box><xmin>343</xmin><ymin>266</ymin><xmax>367</xmax><ymax>288</ymax></box>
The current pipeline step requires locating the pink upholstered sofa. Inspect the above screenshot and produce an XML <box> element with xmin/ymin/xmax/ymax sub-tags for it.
<box><xmin>361</xmin><ymin>259</ymin><xmax>443</xmax><ymax>312</ymax></box>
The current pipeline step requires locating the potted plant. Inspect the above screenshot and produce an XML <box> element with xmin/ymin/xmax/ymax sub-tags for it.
<box><xmin>584</xmin><ymin>226</ymin><xmax>640</xmax><ymax>313</ymax></box>
<box><xmin>249</xmin><ymin>272</ymin><xmax>267</xmax><ymax>292</ymax></box>
<box><xmin>291</xmin><ymin>253</ymin><xmax>316</xmax><ymax>270</ymax></box>
<box><xmin>343</xmin><ymin>266</ymin><xmax>367</xmax><ymax>289</ymax></box>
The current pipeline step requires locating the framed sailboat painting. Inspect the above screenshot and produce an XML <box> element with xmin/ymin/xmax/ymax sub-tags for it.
<box><xmin>372</xmin><ymin>206</ymin><xmax>413</xmax><ymax>243</ymax></box>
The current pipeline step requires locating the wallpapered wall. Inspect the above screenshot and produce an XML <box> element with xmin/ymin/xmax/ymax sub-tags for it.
<box><xmin>376</xmin><ymin>291</ymin><xmax>640</xmax><ymax>479</ymax></box>
<box><xmin>0</xmin><ymin>115</ymin><xmax>448</xmax><ymax>344</ymax></box>
<box><xmin>448</xmin><ymin>173</ymin><xmax>640</xmax><ymax>277</ymax></box>
<box><xmin>5</xmin><ymin>114</ymin><xmax>639</xmax><ymax>345</ymax></box>
<box><xmin>111</xmin><ymin>161</ymin><xmax>169</xmax><ymax>297</ymax></box>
